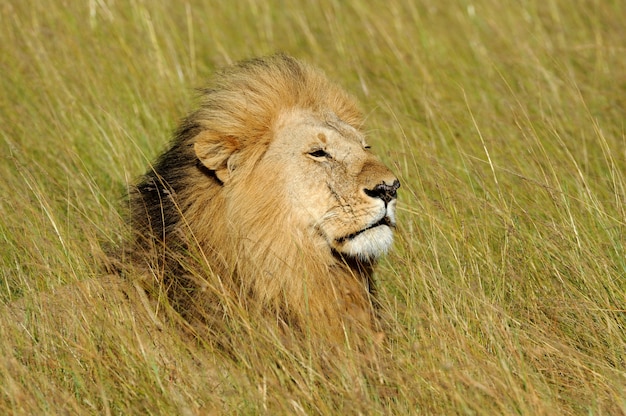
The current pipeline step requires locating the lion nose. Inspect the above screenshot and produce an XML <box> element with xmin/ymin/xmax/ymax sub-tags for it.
<box><xmin>364</xmin><ymin>179</ymin><xmax>400</xmax><ymax>204</ymax></box>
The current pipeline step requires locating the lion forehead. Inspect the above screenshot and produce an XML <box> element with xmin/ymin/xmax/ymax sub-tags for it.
<box><xmin>271</xmin><ymin>109</ymin><xmax>367</xmax><ymax>156</ymax></box>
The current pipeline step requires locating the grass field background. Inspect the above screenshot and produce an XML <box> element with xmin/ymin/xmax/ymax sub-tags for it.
<box><xmin>1</xmin><ymin>0</ymin><xmax>625</xmax><ymax>414</ymax></box>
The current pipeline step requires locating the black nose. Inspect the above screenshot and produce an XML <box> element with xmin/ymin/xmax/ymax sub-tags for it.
<box><xmin>364</xmin><ymin>179</ymin><xmax>400</xmax><ymax>204</ymax></box>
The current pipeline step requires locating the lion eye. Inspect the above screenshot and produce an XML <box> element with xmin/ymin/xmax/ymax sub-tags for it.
<box><xmin>308</xmin><ymin>149</ymin><xmax>329</xmax><ymax>159</ymax></box>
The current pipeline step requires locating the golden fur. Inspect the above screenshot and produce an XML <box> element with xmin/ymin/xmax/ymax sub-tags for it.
<box><xmin>130</xmin><ymin>54</ymin><xmax>399</xmax><ymax>343</ymax></box>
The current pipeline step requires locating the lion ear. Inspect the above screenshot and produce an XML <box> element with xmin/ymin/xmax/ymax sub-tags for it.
<box><xmin>193</xmin><ymin>131</ymin><xmax>240</xmax><ymax>183</ymax></box>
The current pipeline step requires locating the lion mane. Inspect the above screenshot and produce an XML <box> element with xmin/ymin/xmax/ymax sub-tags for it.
<box><xmin>130</xmin><ymin>54</ymin><xmax>399</xmax><ymax>343</ymax></box>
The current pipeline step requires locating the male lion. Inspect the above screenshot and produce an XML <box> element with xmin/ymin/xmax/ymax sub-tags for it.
<box><xmin>130</xmin><ymin>54</ymin><xmax>399</xmax><ymax>344</ymax></box>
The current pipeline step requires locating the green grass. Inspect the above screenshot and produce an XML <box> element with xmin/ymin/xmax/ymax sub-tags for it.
<box><xmin>1</xmin><ymin>0</ymin><xmax>625</xmax><ymax>414</ymax></box>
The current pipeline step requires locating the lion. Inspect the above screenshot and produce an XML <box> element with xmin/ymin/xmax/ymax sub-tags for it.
<box><xmin>129</xmin><ymin>54</ymin><xmax>400</xmax><ymax>344</ymax></box>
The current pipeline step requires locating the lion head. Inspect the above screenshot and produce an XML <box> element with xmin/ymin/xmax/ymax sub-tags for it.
<box><xmin>130</xmin><ymin>54</ymin><xmax>399</xmax><ymax>342</ymax></box>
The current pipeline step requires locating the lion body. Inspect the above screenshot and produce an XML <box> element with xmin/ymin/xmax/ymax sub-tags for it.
<box><xmin>130</xmin><ymin>55</ymin><xmax>399</xmax><ymax>342</ymax></box>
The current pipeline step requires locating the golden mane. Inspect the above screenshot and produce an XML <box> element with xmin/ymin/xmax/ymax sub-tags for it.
<box><xmin>130</xmin><ymin>54</ymin><xmax>398</xmax><ymax>344</ymax></box>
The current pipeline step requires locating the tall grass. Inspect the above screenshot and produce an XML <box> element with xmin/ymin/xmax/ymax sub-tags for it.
<box><xmin>1</xmin><ymin>0</ymin><xmax>625</xmax><ymax>414</ymax></box>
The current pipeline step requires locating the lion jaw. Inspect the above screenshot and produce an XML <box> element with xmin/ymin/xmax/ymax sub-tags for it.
<box><xmin>332</xmin><ymin>198</ymin><xmax>397</xmax><ymax>261</ymax></box>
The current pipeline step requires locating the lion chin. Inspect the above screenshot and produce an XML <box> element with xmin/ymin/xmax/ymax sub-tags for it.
<box><xmin>339</xmin><ymin>224</ymin><xmax>395</xmax><ymax>261</ymax></box>
<box><xmin>334</xmin><ymin>202</ymin><xmax>397</xmax><ymax>261</ymax></box>
<box><xmin>129</xmin><ymin>54</ymin><xmax>400</xmax><ymax>344</ymax></box>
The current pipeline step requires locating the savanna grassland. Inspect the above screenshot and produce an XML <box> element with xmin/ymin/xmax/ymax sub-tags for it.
<box><xmin>1</xmin><ymin>0</ymin><xmax>625</xmax><ymax>414</ymax></box>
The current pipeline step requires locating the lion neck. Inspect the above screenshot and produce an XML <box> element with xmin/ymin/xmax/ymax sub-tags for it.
<box><xmin>224</xmin><ymin>213</ymin><xmax>377</xmax><ymax>337</ymax></box>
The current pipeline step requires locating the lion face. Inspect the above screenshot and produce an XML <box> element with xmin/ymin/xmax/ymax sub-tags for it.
<box><xmin>257</xmin><ymin>110</ymin><xmax>400</xmax><ymax>261</ymax></box>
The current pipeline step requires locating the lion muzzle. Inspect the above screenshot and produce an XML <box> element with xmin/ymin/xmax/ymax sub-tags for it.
<box><xmin>364</xmin><ymin>179</ymin><xmax>400</xmax><ymax>205</ymax></box>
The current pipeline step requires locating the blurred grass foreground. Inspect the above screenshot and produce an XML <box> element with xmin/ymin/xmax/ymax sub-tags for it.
<box><xmin>1</xmin><ymin>0</ymin><xmax>625</xmax><ymax>414</ymax></box>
